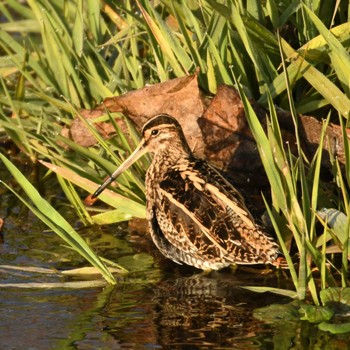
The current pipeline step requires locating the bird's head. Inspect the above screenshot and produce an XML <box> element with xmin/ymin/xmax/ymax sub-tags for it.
<box><xmin>141</xmin><ymin>114</ymin><xmax>190</xmax><ymax>154</ymax></box>
<box><xmin>92</xmin><ymin>114</ymin><xmax>190</xmax><ymax>198</ymax></box>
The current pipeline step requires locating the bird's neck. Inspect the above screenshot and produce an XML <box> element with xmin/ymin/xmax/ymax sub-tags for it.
<box><xmin>148</xmin><ymin>144</ymin><xmax>192</xmax><ymax>181</ymax></box>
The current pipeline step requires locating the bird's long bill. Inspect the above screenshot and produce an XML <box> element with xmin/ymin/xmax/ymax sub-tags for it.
<box><xmin>92</xmin><ymin>140</ymin><xmax>148</xmax><ymax>198</ymax></box>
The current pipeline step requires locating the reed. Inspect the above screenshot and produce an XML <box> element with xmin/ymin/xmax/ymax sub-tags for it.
<box><xmin>0</xmin><ymin>0</ymin><xmax>349</xmax><ymax>294</ymax></box>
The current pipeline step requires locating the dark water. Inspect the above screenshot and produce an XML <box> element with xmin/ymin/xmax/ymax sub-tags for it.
<box><xmin>0</xmin><ymin>266</ymin><xmax>283</xmax><ymax>349</ymax></box>
<box><xmin>0</xmin><ymin>166</ymin><xmax>349</xmax><ymax>350</ymax></box>
<box><xmin>0</xmin><ymin>222</ymin><xmax>281</xmax><ymax>349</ymax></box>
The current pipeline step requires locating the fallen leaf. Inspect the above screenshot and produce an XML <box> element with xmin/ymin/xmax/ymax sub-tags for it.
<box><xmin>65</xmin><ymin>72</ymin><xmax>205</xmax><ymax>155</ymax></box>
<box><xmin>198</xmin><ymin>85</ymin><xmax>265</xmax><ymax>186</ymax></box>
<box><xmin>62</xmin><ymin>77</ymin><xmax>350</xmax><ymax>197</ymax></box>
<box><xmin>99</xmin><ymin>72</ymin><xmax>205</xmax><ymax>155</ymax></box>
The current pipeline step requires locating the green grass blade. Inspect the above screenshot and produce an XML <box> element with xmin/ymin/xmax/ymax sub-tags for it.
<box><xmin>40</xmin><ymin>160</ymin><xmax>146</xmax><ymax>220</ymax></box>
<box><xmin>303</xmin><ymin>5</ymin><xmax>350</xmax><ymax>96</ymax></box>
<box><xmin>0</xmin><ymin>153</ymin><xmax>117</xmax><ymax>284</ymax></box>
<box><xmin>280</xmin><ymin>38</ymin><xmax>350</xmax><ymax>119</ymax></box>
<box><xmin>242</xmin><ymin>286</ymin><xmax>298</xmax><ymax>298</ymax></box>
<box><xmin>170</xmin><ymin>2</ymin><xmax>205</xmax><ymax>73</ymax></box>
<box><xmin>92</xmin><ymin>209</ymin><xmax>133</xmax><ymax>225</ymax></box>
<box><xmin>263</xmin><ymin>197</ymin><xmax>299</xmax><ymax>288</ymax></box>
<box><xmin>339</xmin><ymin>115</ymin><xmax>350</xmax><ymax>186</ymax></box>
<box><xmin>206</xmin><ymin>35</ymin><xmax>233</xmax><ymax>86</ymax></box>
<box><xmin>136</xmin><ymin>0</ymin><xmax>188</xmax><ymax>76</ymax></box>
<box><xmin>309</xmin><ymin>115</ymin><xmax>331</xmax><ymax>240</ymax></box>
<box><xmin>56</xmin><ymin>173</ymin><xmax>94</xmax><ymax>226</ymax></box>
<box><xmin>87</xmin><ymin>0</ymin><xmax>102</xmax><ymax>43</ymax></box>
<box><xmin>234</xmin><ymin>78</ymin><xmax>286</xmax><ymax>211</ymax></box>
<box><xmin>73</xmin><ymin>0</ymin><xmax>84</xmax><ymax>57</ymax></box>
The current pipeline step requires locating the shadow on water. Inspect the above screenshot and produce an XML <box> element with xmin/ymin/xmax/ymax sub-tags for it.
<box><xmin>0</xmin><ymin>164</ymin><xmax>349</xmax><ymax>349</ymax></box>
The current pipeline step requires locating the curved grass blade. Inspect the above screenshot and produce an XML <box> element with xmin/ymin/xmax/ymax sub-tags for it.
<box><xmin>242</xmin><ymin>286</ymin><xmax>298</xmax><ymax>298</ymax></box>
<box><xmin>0</xmin><ymin>153</ymin><xmax>117</xmax><ymax>285</ymax></box>
<box><xmin>303</xmin><ymin>4</ymin><xmax>350</xmax><ymax>96</ymax></box>
<box><xmin>40</xmin><ymin>160</ymin><xmax>146</xmax><ymax>219</ymax></box>
<box><xmin>136</xmin><ymin>0</ymin><xmax>189</xmax><ymax>77</ymax></box>
<box><xmin>0</xmin><ymin>280</ymin><xmax>107</xmax><ymax>289</ymax></box>
<box><xmin>279</xmin><ymin>37</ymin><xmax>350</xmax><ymax>119</ymax></box>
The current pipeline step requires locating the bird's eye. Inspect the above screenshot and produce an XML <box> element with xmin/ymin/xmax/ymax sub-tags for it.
<box><xmin>151</xmin><ymin>129</ymin><xmax>159</xmax><ymax>136</ymax></box>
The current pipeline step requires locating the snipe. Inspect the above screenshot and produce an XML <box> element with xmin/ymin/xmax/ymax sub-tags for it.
<box><xmin>93</xmin><ymin>114</ymin><xmax>280</xmax><ymax>270</ymax></box>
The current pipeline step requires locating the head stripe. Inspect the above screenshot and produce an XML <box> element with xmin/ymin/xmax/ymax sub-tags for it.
<box><xmin>142</xmin><ymin>114</ymin><xmax>181</xmax><ymax>134</ymax></box>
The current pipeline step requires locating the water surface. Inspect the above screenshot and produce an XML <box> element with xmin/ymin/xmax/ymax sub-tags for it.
<box><xmin>0</xmin><ymin>166</ymin><xmax>348</xmax><ymax>349</ymax></box>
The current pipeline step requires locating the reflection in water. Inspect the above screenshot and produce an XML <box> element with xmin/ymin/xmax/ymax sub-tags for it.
<box><xmin>0</xmin><ymin>197</ymin><xmax>281</xmax><ymax>349</ymax></box>
<box><xmin>0</xmin><ymin>175</ymin><xmax>282</xmax><ymax>349</ymax></box>
<box><xmin>97</xmin><ymin>270</ymin><xmax>281</xmax><ymax>349</ymax></box>
<box><xmin>2</xmin><ymin>163</ymin><xmax>350</xmax><ymax>349</ymax></box>
<box><xmin>154</xmin><ymin>274</ymin><xmax>263</xmax><ymax>348</ymax></box>
<box><xmin>3</xmin><ymin>268</ymin><xmax>346</xmax><ymax>349</ymax></box>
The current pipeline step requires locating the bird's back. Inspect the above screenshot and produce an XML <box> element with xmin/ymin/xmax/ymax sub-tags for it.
<box><xmin>146</xmin><ymin>156</ymin><xmax>279</xmax><ymax>269</ymax></box>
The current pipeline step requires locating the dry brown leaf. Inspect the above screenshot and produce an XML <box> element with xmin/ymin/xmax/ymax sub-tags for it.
<box><xmin>198</xmin><ymin>85</ymin><xmax>268</xmax><ymax>187</ymax></box>
<box><xmin>199</xmin><ymin>85</ymin><xmax>350</xmax><ymax>187</ymax></box>
<box><xmin>63</xmin><ymin>77</ymin><xmax>349</xmax><ymax>191</ymax></box>
<box><xmin>65</xmin><ymin>73</ymin><xmax>205</xmax><ymax>154</ymax></box>
<box><xmin>98</xmin><ymin>72</ymin><xmax>205</xmax><ymax>155</ymax></box>
<box><xmin>278</xmin><ymin>109</ymin><xmax>350</xmax><ymax>169</ymax></box>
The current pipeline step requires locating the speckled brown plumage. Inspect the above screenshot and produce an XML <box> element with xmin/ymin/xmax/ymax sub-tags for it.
<box><xmin>93</xmin><ymin>114</ymin><xmax>280</xmax><ymax>270</ymax></box>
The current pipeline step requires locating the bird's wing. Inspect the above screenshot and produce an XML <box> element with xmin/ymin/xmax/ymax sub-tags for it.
<box><xmin>149</xmin><ymin>209</ymin><xmax>184</xmax><ymax>265</ymax></box>
<box><xmin>157</xmin><ymin>160</ymin><xmax>259</xmax><ymax>263</ymax></box>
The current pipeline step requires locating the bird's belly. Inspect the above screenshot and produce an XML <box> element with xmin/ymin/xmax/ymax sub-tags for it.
<box><xmin>145</xmin><ymin>201</ymin><xmax>232</xmax><ymax>270</ymax></box>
